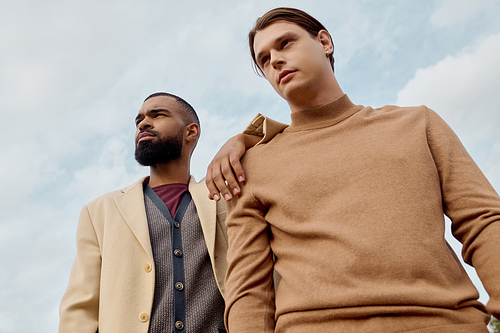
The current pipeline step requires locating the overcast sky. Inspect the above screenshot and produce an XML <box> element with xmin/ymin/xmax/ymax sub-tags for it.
<box><xmin>1</xmin><ymin>0</ymin><xmax>500</xmax><ymax>332</ymax></box>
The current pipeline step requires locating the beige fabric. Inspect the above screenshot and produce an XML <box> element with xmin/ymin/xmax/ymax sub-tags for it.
<box><xmin>59</xmin><ymin>176</ymin><xmax>227</xmax><ymax>333</ymax></box>
<box><xmin>243</xmin><ymin>113</ymin><xmax>288</xmax><ymax>145</ymax></box>
<box><xmin>225</xmin><ymin>95</ymin><xmax>499</xmax><ymax>333</ymax></box>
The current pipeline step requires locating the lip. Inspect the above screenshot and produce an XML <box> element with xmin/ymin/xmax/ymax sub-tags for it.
<box><xmin>137</xmin><ymin>131</ymin><xmax>156</xmax><ymax>144</ymax></box>
<box><xmin>278</xmin><ymin>70</ymin><xmax>296</xmax><ymax>84</ymax></box>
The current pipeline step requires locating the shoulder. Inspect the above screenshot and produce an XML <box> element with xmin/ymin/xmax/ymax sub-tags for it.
<box><xmin>188</xmin><ymin>176</ymin><xmax>227</xmax><ymax>220</ymax></box>
<box><xmin>85</xmin><ymin>177</ymin><xmax>147</xmax><ymax>210</ymax></box>
<box><xmin>239</xmin><ymin>141</ymin><xmax>280</xmax><ymax>178</ymax></box>
<box><xmin>373</xmin><ymin>105</ymin><xmax>449</xmax><ymax>130</ymax></box>
<box><xmin>188</xmin><ymin>176</ymin><xmax>224</xmax><ymax>209</ymax></box>
<box><xmin>369</xmin><ymin>104</ymin><xmax>431</xmax><ymax>118</ymax></box>
<box><xmin>355</xmin><ymin>104</ymin><xmax>437</xmax><ymax>131</ymax></box>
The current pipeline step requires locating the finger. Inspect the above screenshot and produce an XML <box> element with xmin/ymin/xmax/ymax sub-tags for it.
<box><xmin>221</xmin><ymin>158</ymin><xmax>240</xmax><ymax>196</ymax></box>
<box><xmin>205</xmin><ymin>163</ymin><xmax>221</xmax><ymax>201</ymax></box>
<box><xmin>214</xmin><ymin>158</ymin><xmax>234</xmax><ymax>201</ymax></box>
<box><xmin>229</xmin><ymin>154</ymin><xmax>246</xmax><ymax>183</ymax></box>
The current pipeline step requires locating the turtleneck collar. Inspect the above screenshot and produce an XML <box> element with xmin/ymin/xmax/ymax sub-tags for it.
<box><xmin>286</xmin><ymin>94</ymin><xmax>363</xmax><ymax>132</ymax></box>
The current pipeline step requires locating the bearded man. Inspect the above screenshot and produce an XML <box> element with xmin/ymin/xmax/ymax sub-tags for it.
<box><xmin>58</xmin><ymin>92</ymin><xmax>272</xmax><ymax>333</ymax></box>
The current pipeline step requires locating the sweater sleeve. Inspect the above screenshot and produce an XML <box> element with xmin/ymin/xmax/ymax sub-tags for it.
<box><xmin>59</xmin><ymin>205</ymin><xmax>101</xmax><ymax>333</ymax></box>
<box><xmin>426</xmin><ymin>108</ymin><xmax>500</xmax><ymax>318</ymax></box>
<box><xmin>224</xmin><ymin>185</ymin><xmax>276</xmax><ymax>332</ymax></box>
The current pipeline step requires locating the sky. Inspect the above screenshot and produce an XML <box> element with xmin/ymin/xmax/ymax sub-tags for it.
<box><xmin>1</xmin><ymin>0</ymin><xmax>499</xmax><ymax>331</ymax></box>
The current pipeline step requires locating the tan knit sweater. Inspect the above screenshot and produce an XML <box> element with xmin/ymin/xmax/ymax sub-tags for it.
<box><xmin>224</xmin><ymin>95</ymin><xmax>500</xmax><ymax>333</ymax></box>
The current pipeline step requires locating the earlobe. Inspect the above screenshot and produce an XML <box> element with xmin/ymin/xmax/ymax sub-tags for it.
<box><xmin>317</xmin><ymin>30</ymin><xmax>333</xmax><ymax>55</ymax></box>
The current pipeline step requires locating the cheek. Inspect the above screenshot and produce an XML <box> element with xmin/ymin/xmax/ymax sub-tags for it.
<box><xmin>269</xmin><ymin>81</ymin><xmax>286</xmax><ymax>99</ymax></box>
<box><xmin>266</xmin><ymin>77</ymin><xmax>280</xmax><ymax>92</ymax></box>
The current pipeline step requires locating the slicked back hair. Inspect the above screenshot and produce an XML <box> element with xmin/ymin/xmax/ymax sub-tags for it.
<box><xmin>144</xmin><ymin>92</ymin><xmax>200</xmax><ymax>130</ymax></box>
<box><xmin>249</xmin><ymin>7</ymin><xmax>335</xmax><ymax>76</ymax></box>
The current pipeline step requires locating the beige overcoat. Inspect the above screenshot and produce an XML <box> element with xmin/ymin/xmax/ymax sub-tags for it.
<box><xmin>59</xmin><ymin>176</ymin><xmax>227</xmax><ymax>333</ymax></box>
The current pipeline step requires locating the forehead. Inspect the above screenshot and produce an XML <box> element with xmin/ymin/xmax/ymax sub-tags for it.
<box><xmin>139</xmin><ymin>95</ymin><xmax>182</xmax><ymax>115</ymax></box>
<box><xmin>254</xmin><ymin>20</ymin><xmax>309</xmax><ymax>52</ymax></box>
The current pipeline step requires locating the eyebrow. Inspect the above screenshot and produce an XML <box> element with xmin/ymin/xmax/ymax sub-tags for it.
<box><xmin>256</xmin><ymin>31</ymin><xmax>299</xmax><ymax>63</ymax></box>
<box><xmin>135</xmin><ymin>108</ymin><xmax>172</xmax><ymax>122</ymax></box>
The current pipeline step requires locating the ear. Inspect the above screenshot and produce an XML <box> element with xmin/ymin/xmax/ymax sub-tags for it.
<box><xmin>185</xmin><ymin>123</ymin><xmax>200</xmax><ymax>143</ymax></box>
<box><xmin>317</xmin><ymin>30</ymin><xmax>333</xmax><ymax>55</ymax></box>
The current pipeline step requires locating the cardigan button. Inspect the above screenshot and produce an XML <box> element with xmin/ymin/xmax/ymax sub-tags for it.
<box><xmin>175</xmin><ymin>282</ymin><xmax>184</xmax><ymax>291</ymax></box>
<box><xmin>139</xmin><ymin>312</ymin><xmax>149</xmax><ymax>322</ymax></box>
<box><xmin>175</xmin><ymin>320</ymin><xmax>184</xmax><ymax>330</ymax></box>
<box><xmin>174</xmin><ymin>221</ymin><xmax>180</xmax><ymax>228</ymax></box>
<box><xmin>144</xmin><ymin>263</ymin><xmax>152</xmax><ymax>272</ymax></box>
<box><xmin>174</xmin><ymin>249</ymin><xmax>182</xmax><ymax>257</ymax></box>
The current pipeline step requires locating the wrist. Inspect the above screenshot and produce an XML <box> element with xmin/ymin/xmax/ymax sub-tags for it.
<box><xmin>239</xmin><ymin>133</ymin><xmax>261</xmax><ymax>149</ymax></box>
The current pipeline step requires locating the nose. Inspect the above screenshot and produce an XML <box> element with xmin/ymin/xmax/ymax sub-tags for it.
<box><xmin>138</xmin><ymin>117</ymin><xmax>152</xmax><ymax>130</ymax></box>
<box><xmin>270</xmin><ymin>50</ymin><xmax>285</xmax><ymax>69</ymax></box>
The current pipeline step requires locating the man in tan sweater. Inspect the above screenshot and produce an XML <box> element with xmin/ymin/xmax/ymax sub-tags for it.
<box><xmin>207</xmin><ymin>7</ymin><xmax>500</xmax><ymax>333</ymax></box>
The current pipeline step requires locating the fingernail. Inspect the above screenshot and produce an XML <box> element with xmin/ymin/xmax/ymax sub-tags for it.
<box><xmin>214</xmin><ymin>194</ymin><xmax>219</xmax><ymax>201</ymax></box>
<box><xmin>239</xmin><ymin>176</ymin><xmax>244</xmax><ymax>182</ymax></box>
<box><xmin>233</xmin><ymin>188</ymin><xmax>240</xmax><ymax>195</ymax></box>
<box><xmin>224</xmin><ymin>194</ymin><xmax>232</xmax><ymax>201</ymax></box>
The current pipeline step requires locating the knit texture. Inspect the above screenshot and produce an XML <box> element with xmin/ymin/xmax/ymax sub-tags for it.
<box><xmin>183</xmin><ymin>201</ymin><xmax>225</xmax><ymax>332</ymax></box>
<box><xmin>224</xmin><ymin>95</ymin><xmax>500</xmax><ymax>333</ymax></box>
<box><xmin>145</xmin><ymin>193</ymin><xmax>175</xmax><ymax>332</ymax></box>
<box><xmin>146</xmin><ymin>190</ymin><xmax>225</xmax><ymax>333</ymax></box>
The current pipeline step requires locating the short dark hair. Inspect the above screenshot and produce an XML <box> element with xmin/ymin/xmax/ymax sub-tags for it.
<box><xmin>249</xmin><ymin>7</ymin><xmax>335</xmax><ymax>76</ymax></box>
<box><xmin>144</xmin><ymin>92</ymin><xmax>200</xmax><ymax>129</ymax></box>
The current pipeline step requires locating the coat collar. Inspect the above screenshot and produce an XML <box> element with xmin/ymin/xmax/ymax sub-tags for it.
<box><xmin>114</xmin><ymin>176</ymin><xmax>153</xmax><ymax>259</ymax></box>
<box><xmin>112</xmin><ymin>176</ymin><xmax>218</xmax><ymax>262</ymax></box>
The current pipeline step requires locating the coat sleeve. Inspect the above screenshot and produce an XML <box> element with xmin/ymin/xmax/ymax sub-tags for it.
<box><xmin>243</xmin><ymin>113</ymin><xmax>288</xmax><ymax>146</ymax></box>
<box><xmin>224</xmin><ymin>185</ymin><xmax>276</xmax><ymax>332</ymax></box>
<box><xmin>426</xmin><ymin>108</ymin><xmax>500</xmax><ymax>319</ymax></box>
<box><xmin>59</xmin><ymin>205</ymin><xmax>101</xmax><ymax>333</ymax></box>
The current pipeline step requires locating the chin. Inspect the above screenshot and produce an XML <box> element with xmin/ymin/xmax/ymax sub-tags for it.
<box><xmin>281</xmin><ymin>84</ymin><xmax>304</xmax><ymax>101</ymax></box>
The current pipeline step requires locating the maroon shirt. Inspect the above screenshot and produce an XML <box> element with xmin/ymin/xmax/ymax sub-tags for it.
<box><xmin>151</xmin><ymin>183</ymin><xmax>189</xmax><ymax>217</ymax></box>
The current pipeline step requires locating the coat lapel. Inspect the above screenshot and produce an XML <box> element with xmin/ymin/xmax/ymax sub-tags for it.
<box><xmin>189</xmin><ymin>176</ymin><xmax>217</xmax><ymax>260</ymax></box>
<box><xmin>114</xmin><ymin>177</ymin><xmax>154</xmax><ymax>260</ymax></box>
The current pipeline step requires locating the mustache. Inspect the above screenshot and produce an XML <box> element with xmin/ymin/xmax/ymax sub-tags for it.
<box><xmin>139</xmin><ymin>129</ymin><xmax>159</xmax><ymax>136</ymax></box>
<box><xmin>136</xmin><ymin>129</ymin><xmax>160</xmax><ymax>145</ymax></box>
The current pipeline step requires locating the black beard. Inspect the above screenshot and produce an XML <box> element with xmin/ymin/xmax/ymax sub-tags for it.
<box><xmin>134</xmin><ymin>129</ymin><xmax>184</xmax><ymax>166</ymax></box>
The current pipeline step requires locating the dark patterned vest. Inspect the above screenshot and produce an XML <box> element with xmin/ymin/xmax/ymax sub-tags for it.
<box><xmin>144</xmin><ymin>185</ymin><xmax>225</xmax><ymax>333</ymax></box>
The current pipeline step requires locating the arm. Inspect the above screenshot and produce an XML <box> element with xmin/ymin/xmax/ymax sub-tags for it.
<box><xmin>224</xmin><ymin>186</ymin><xmax>276</xmax><ymax>332</ymax></box>
<box><xmin>206</xmin><ymin>133</ymin><xmax>261</xmax><ymax>201</ymax></box>
<box><xmin>206</xmin><ymin>114</ymin><xmax>288</xmax><ymax>201</ymax></box>
<box><xmin>59</xmin><ymin>206</ymin><xmax>101</xmax><ymax>333</ymax></box>
<box><xmin>426</xmin><ymin>109</ymin><xmax>500</xmax><ymax>318</ymax></box>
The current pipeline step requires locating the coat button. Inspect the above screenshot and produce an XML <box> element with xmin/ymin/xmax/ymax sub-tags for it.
<box><xmin>174</xmin><ymin>221</ymin><xmax>180</xmax><ymax>228</ymax></box>
<box><xmin>175</xmin><ymin>320</ymin><xmax>184</xmax><ymax>330</ymax></box>
<box><xmin>144</xmin><ymin>263</ymin><xmax>152</xmax><ymax>272</ymax></box>
<box><xmin>174</xmin><ymin>249</ymin><xmax>182</xmax><ymax>257</ymax></box>
<box><xmin>175</xmin><ymin>282</ymin><xmax>184</xmax><ymax>291</ymax></box>
<box><xmin>139</xmin><ymin>312</ymin><xmax>149</xmax><ymax>322</ymax></box>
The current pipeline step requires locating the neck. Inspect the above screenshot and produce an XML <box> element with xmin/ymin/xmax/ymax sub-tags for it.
<box><xmin>287</xmin><ymin>73</ymin><xmax>344</xmax><ymax>113</ymax></box>
<box><xmin>148</xmin><ymin>158</ymin><xmax>191</xmax><ymax>187</ymax></box>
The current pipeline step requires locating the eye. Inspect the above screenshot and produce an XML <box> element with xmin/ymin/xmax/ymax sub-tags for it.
<box><xmin>261</xmin><ymin>55</ymin><xmax>270</xmax><ymax>66</ymax></box>
<box><xmin>281</xmin><ymin>40</ymin><xmax>290</xmax><ymax>48</ymax></box>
